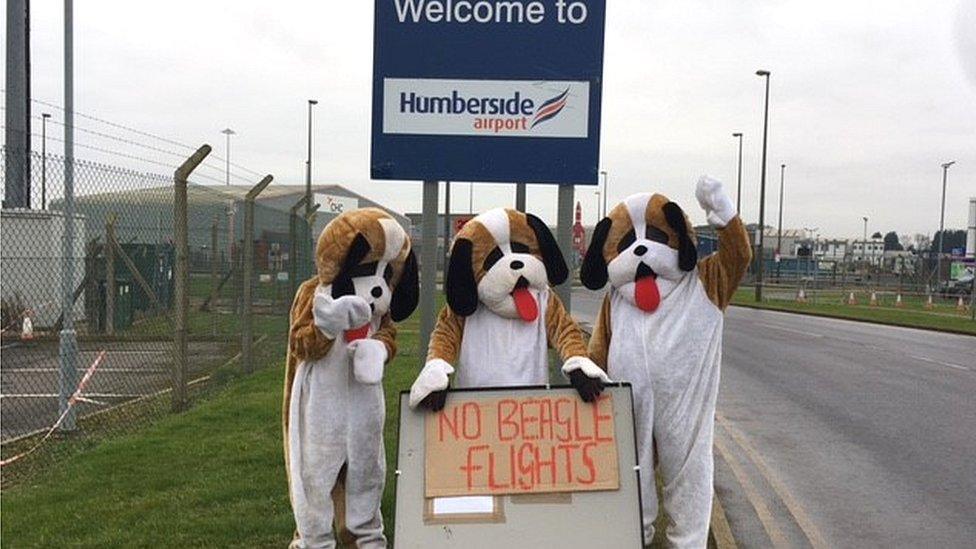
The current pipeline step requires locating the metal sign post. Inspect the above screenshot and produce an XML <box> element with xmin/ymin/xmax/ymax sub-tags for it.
<box><xmin>419</xmin><ymin>180</ymin><xmax>439</xmax><ymax>360</ymax></box>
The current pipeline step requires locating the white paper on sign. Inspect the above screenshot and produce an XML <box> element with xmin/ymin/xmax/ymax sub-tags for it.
<box><xmin>431</xmin><ymin>496</ymin><xmax>495</xmax><ymax>515</ymax></box>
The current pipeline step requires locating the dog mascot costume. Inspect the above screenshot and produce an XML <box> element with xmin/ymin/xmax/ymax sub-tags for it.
<box><xmin>409</xmin><ymin>207</ymin><xmax>608</xmax><ymax>410</ymax></box>
<box><xmin>581</xmin><ymin>177</ymin><xmax>751</xmax><ymax>548</ymax></box>
<box><xmin>284</xmin><ymin>207</ymin><xmax>419</xmax><ymax>548</ymax></box>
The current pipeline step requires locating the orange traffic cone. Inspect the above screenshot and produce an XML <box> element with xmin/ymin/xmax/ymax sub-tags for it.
<box><xmin>924</xmin><ymin>294</ymin><xmax>934</xmax><ymax>309</ymax></box>
<box><xmin>847</xmin><ymin>291</ymin><xmax>857</xmax><ymax>305</ymax></box>
<box><xmin>895</xmin><ymin>294</ymin><xmax>904</xmax><ymax>307</ymax></box>
<box><xmin>869</xmin><ymin>292</ymin><xmax>878</xmax><ymax>306</ymax></box>
<box><xmin>796</xmin><ymin>288</ymin><xmax>807</xmax><ymax>303</ymax></box>
<box><xmin>957</xmin><ymin>296</ymin><xmax>967</xmax><ymax>313</ymax></box>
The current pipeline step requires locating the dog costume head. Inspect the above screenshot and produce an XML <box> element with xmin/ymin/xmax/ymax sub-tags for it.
<box><xmin>447</xmin><ymin>208</ymin><xmax>568</xmax><ymax>321</ymax></box>
<box><xmin>581</xmin><ymin>193</ymin><xmax>697</xmax><ymax>312</ymax></box>
<box><xmin>315</xmin><ymin>207</ymin><xmax>419</xmax><ymax>324</ymax></box>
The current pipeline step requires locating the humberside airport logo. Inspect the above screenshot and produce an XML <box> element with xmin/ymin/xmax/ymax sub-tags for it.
<box><xmin>382</xmin><ymin>78</ymin><xmax>590</xmax><ymax>139</ymax></box>
<box><xmin>399</xmin><ymin>87</ymin><xmax>570</xmax><ymax>133</ymax></box>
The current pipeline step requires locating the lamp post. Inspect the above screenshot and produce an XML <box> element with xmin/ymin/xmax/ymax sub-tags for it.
<box><xmin>732</xmin><ymin>132</ymin><xmax>743</xmax><ymax>214</ymax></box>
<box><xmin>304</xmin><ymin>99</ymin><xmax>318</xmax><ymax>280</ymax></box>
<box><xmin>755</xmin><ymin>69</ymin><xmax>771</xmax><ymax>302</ymax></box>
<box><xmin>41</xmin><ymin>113</ymin><xmax>51</xmax><ymax>210</ymax></box>
<box><xmin>594</xmin><ymin>190</ymin><xmax>601</xmax><ymax>225</ymax></box>
<box><xmin>600</xmin><ymin>170</ymin><xmax>609</xmax><ymax>218</ymax></box>
<box><xmin>862</xmin><ymin>216</ymin><xmax>868</xmax><ymax>271</ymax></box>
<box><xmin>937</xmin><ymin>161</ymin><xmax>955</xmax><ymax>284</ymax></box>
<box><xmin>220</xmin><ymin>128</ymin><xmax>235</xmax><ymax>186</ymax></box>
<box><xmin>776</xmin><ymin>163</ymin><xmax>785</xmax><ymax>281</ymax></box>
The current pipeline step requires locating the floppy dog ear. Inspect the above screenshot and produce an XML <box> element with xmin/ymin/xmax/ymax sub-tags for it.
<box><xmin>663</xmin><ymin>202</ymin><xmax>697</xmax><ymax>271</ymax></box>
<box><xmin>526</xmin><ymin>213</ymin><xmax>569</xmax><ymax>286</ymax></box>
<box><xmin>446</xmin><ymin>238</ymin><xmax>479</xmax><ymax>317</ymax></box>
<box><xmin>390</xmin><ymin>249</ymin><xmax>419</xmax><ymax>322</ymax></box>
<box><xmin>331</xmin><ymin>233</ymin><xmax>371</xmax><ymax>299</ymax></box>
<box><xmin>580</xmin><ymin>217</ymin><xmax>611</xmax><ymax>290</ymax></box>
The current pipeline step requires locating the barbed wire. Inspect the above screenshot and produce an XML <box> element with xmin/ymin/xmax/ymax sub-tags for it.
<box><xmin>2</xmin><ymin>92</ymin><xmax>265</xmax><ymax>178</ymax></box>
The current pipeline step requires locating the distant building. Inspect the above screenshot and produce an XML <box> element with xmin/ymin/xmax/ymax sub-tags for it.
<box><xmin>850</xmin><ymin>239</ymin><xmax>884</xmax><ymax>263</ymax></box>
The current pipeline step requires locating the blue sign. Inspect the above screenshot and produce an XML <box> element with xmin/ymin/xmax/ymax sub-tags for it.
<box><xmin>371</xmin><ymin>0</ymin><xmax>606</xmax><ymax>185</ymax></box>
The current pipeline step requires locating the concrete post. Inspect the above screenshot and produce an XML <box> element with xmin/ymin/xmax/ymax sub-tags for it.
<box><xmin>4</xmin><ymin>0</ymin><xmax>30</xmax><ymax>208</ymax></box>
<box><xmin>419</xmin><ymin>180</ymin><xmax>439</xmax><ymax>360</ymax></box>
<box><xmin>173</xmin><ymin>144</ymin><xmax>212</xmax><ymax>412</ymax></box>
<box><xmin>57</xmin><ymin>0</ymin><xmax>77</xmax><ymax>431</ymax></box>
<box><xmin>289</xmin><ymin>195</ymin><xmax>308</xmax><ymax>299</ymax></box>
<box><xmin>242</xmin><ymin>175</ymin><xmax>274</xmax><ymax>373</ymax></box>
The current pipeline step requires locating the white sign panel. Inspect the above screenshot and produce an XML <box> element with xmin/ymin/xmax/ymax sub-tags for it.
<box><xmin>315</xmin><ymin>193</ymin><xmax>359</xmax><ymax>215</ymax></box>
<box><xmin>383</xmin><ymin>78</ymin><xmax>589</xmax><ymax>138</ymax></box>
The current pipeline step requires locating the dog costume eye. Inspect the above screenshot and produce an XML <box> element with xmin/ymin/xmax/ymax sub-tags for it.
<box><xmin>383</xmin><ymin>264</ymin><xmax>393</xmax><ymax>283</ymax></box>
<box><xmin>646</xmin><ymin>225</ymin><xmax>669</xmax><ymax>245</ymax></box>
<box><xmin>617</xmin><ymin>230</ymin><xmax>636</xmax><ymax>253</ymax></box>
<box><xmin>510</xmin><ymin>241</ymin><xmax>530</xmax><ymax>253</ymax></box>
<box><xmin>483</xmin><ymin>247</ymin><xmax>504</xmax><ymax>271</ymax></box>
<box><xmin>349</xmin><ymin>261</ymin><xmax>378</xmax><ymax>278</ymax></box>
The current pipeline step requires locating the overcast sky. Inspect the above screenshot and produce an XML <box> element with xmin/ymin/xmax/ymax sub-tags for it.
<box><xmin>7</xmin><ymin>0</ymin><xmax>976</xmax><ymax>239</ymax></box>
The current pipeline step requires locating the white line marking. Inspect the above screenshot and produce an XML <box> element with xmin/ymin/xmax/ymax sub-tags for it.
<box><xmin>3</xmin><ymin>368</ymin><xmax>168</xmax><ymax>374</ymax></box>
<box><xmin>910</xmin><ymin>355</ymin><xmax>971</xmax><ymax>372</ymax></box>
<box><xmin>0</xmin><ymin>393</ymin><xmax>150</xmax><ymax>399</ymax></box>
<box><xmin>755</xmin><ymin>322</ymin><xmax>824</xmax><ymax>338</ymax></box>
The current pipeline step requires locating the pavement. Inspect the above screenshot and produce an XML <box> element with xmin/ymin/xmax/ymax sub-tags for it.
<box><xmin>571</xmin><ymin>287</ymin><xmax>976</xmax><ymax>548</ymax></box>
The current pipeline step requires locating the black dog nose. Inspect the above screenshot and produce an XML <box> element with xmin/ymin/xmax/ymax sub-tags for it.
<box><xmin>370</xmin><ymin>286</ymin><xmax>383</xmax><ymax>298</ymax></box>
<box><xmin>634</xmin><ymin>245</ymin><xmax>648</xmax><ymax>256</ymax></box>
<box><xmin>510</xmin><ymin>260</ymin><xmax>524</xmax><ymax>270</ymax></box>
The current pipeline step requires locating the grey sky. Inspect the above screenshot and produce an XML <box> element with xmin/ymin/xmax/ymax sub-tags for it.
<box><xmin>9</xmin><ymin>0</ymin><xmax>976</xmax><ymax>240</ymax></box>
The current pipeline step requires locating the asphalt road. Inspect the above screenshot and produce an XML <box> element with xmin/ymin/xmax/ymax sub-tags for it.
<box><xmin>571</xmin><ymin>288</ymin><xmax>976</xmax><ymax>548</ymax></box>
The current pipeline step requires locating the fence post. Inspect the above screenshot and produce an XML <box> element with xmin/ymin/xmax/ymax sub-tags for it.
<box><xmin>105</xmin><ymin>214</ymin><xmax>116</xmax><ymax>336</ymax></box>
<box><xmin>211</xmin><ymin>216</ymin><xmax>219</xmax><ymax>337</ymax></box>
<box><xmin>304</xmin><ymin>203</ymin><xmax>321</xmax><ymax>282</ymax></box>
<box><xmin>173</xmin><ymin>144</ymin><xmax>212</xmax><ymax>412</ymax></box>
<box><xmin>288</xmin><ymin>195</ymin><xmax>308</xmax><ymax>301</ymax></box>
<box><xmin>242</xmin><ymin>175</ymin><xmax>274</xmax><ymax>373</ymax></box>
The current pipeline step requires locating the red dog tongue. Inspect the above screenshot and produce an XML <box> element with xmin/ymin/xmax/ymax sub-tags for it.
<box><xmin>344</xmin><ymin>324</ymin><xmax>369</xmax><ymax>343</ymax></box>
<box><xmin>635</xmin><ymin>277</ymin><xmax>661</xmax><ymax>312</ymax></box>
<box><xmin>511</xmin><ymin>287</ymin><xmax>539</xmax><ymax>322</ymax></box>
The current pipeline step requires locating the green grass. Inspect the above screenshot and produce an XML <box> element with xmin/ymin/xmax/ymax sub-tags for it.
<box><xmin>731</xmin><ymin>288</ymin><xmax>976</xmax><ymax>334</ymax></box>
<box><xmin>2</xmin><ymin>302</ymin><xmax>672</xmax><ymax>547</ymax></box>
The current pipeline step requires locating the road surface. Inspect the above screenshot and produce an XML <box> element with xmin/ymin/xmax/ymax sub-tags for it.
<box><xmin>571</xmin><ymin>288</ymin><xmax>976</xmax><ymax>548</ymax></box>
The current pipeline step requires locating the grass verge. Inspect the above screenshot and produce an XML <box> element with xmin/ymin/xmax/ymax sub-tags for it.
<box><xmin>731</xmin><ymin>288</ymin><xmax>975</xmax><ymax>335</ymax></box>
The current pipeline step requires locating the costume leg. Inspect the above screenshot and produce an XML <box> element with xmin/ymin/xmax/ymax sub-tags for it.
<box><xmin>654</xmin><ymin>362</ymin><xmax>721</xmax><ymax>549</ymax></box>
<box><xmin>289</xmin><ymin>361</ymin><xmax>348</xmax><ymax>549</ymax></box>
<box><xmin>343</xmin><ymin>379</ymin><xmax>387</xmax><ymax>548</ymax></box>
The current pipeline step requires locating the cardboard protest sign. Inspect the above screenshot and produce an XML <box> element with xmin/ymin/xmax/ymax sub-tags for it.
<box><xmin>424</xmin><ymin>393</ymin><xmax>619</xmax><ymax>498</ymax></box>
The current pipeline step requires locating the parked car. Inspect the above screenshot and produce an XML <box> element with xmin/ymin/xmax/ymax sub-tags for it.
<box><xmin>938</xmin><ymin>273</ymin><xmax>974</xmax><ymax>297</ymax></box>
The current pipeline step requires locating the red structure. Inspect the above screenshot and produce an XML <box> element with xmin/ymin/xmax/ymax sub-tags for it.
<box><xmin>572</xmin><ymin>201</ymin><xmax>586</xmax><ymax>265</ymax></box>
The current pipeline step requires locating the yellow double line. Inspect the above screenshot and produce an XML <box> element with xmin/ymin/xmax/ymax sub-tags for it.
<box><xmin>713</xmin><ymin>412</ymin><xmax>829</xmax><ymax>549</ymax></box>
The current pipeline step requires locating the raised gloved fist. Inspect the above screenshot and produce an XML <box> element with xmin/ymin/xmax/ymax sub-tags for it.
<box><xmin>695</xmin><ymin>175</ymin><xmax>737</xmax><ymax>228</ymax></box>
<box><xmin>347</xmin><ymin>338</ymin><xmax>388</xmax><ymax>385</ymax></box>
<box><xmin>561</xmin><ymin>356</ymin><xmax>610</xmax><ymax>403</ymax></box>
<box><xmin>409</xmin><ymin>359</ymin><xmax>454</xmax><ymax>411</ymax></box>
<box><xmin>312</xmin><ymin>289</ymin><xmax>372</xmax><ymax>339</ymax></box>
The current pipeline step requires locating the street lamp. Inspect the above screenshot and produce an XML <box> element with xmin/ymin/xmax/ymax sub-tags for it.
<box><xmin>594</xmin><ymin>190</ymin><xmax>601</xmax><ymax>225</ymax></box>
<box><xmin>776</xmin><ymin>163</ymin><xmax>785</xmax><ymax>281</ymax></box>
<box><xmin>305</xmin><ymin>100</ymin><xmax>318</xmax><ymax>218</ymax></box>
<box><xmin>732</xmin><ymin>132</ymin><xmax>743</xmax><ymax>214</ymax></box>
<box><xmin>41</xmin><ymin>113</ymin><xmax>51</xmax><ymax>210</ymax></box>
<box><xmin>600</xmin><ymin>170</ymin><xmax>609</xmax><ymax>218</ymax></box>
<box><xmin>755</xmin><ymin>69</ymin><xmax>771</xmax><ymax>302</ymax></box>
<box><xmin>862</xmin><ymin>216</ymin><xmax>869</xmax><ymax>268</ymax></box>
<box><xmin>937</xmin><ymin>161</ymin><xmax>955</xmax><ymax>283</ymax></box>
<box><xmin>220</xmin><ymin>128</ymin><xmax>235</xmax><ymax>186</ymax></box>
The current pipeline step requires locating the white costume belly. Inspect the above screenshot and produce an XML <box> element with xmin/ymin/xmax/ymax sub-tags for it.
<box><xmin>457</xmin><ymin>287</ymin><xmax>550</xmax><ymax>388</ymax></box>
<box><xmin>288</xmin><ymin>317</ymin><xmax>386</xmax><ymax>549</ymax></box>
<box><xmin>606</xmin><ymin>272</ymin><xmax>723</xmax><ymax>549</ymax></box>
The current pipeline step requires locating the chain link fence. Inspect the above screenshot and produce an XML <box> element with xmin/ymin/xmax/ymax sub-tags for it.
<box><xmin>1</xmin><ymin>146</ymin><xmax>312</xmax><ymax>482</ymax></box>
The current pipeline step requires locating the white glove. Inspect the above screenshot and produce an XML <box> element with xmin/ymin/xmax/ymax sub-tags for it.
<box><xmin>312</xmin><ymin>289</ymin><xmax>371</xmax><ymax>339</ymax></box>
<box><xmin>409</xmin><ymin>359</ymin><xmax>454</xmax><ymax>409</ymax></box>
<box><xmin>695</xmin><ymin>175</ymin><xmax>737</xmax><ymax>228</ymax></box>
<box><xmin>561</xmin><ymin>355</ymin><xmax>611</xmax><ymax>382</ymax></box>
<box><xmin>348</xmin><ymin>338</ymin><xmax>388</xmax><ymax>385</ymax></box>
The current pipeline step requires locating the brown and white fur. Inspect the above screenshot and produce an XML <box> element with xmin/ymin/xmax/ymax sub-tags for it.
<box><xmin>581</xmin><ymin>177</ymin><xmax>751</xmax><ymax>548</ymax></box>
<box><xmin>409</xmin><ymin>207</ymin><xmax>607</xmax><ymax>411</ymax></box>
<box><xmin>284</xmin><ymin>207</ymin><xmax>418</xmax><ymax>549</ymax></box>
